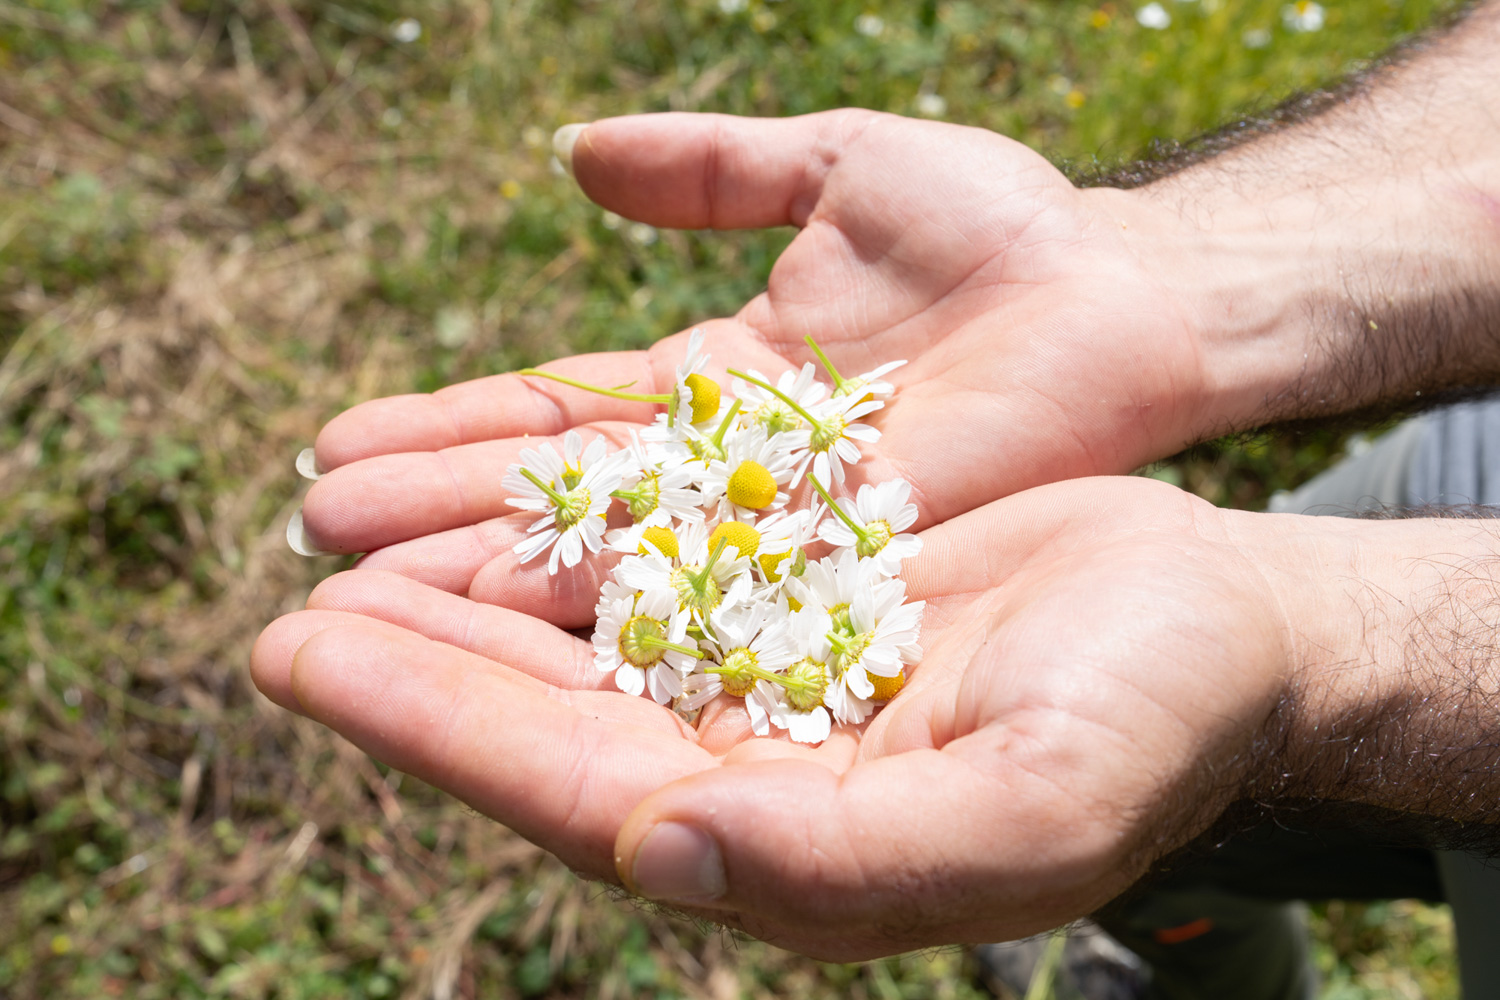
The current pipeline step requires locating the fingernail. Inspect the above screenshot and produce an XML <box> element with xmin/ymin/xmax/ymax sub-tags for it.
<box><xmin>552</xmin><ymin>123</ymin><xmax>589</xmax><ymax>178</ymax></box>
<box><xmin>295</xmin><ymin>447</ymin><xmax>323</xmax><ymax>481</ymax></box>
<box><xmin>630</xmin><ymin>822</ymin><xmax>726</xmax><ymax>902</ymax></box>
<box><xmin>286</xmin><ymin>508</ymin><xmax>332</xmax><ymax>557</ymax></box>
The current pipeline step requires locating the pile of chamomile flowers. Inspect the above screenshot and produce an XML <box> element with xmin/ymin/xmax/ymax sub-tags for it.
<box><xmin>502</xmin><ymin>330</ymin><xmax>925</xmax><ymax>745</ymax></box>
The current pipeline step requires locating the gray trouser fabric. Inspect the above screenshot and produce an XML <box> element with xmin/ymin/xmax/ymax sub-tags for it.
<box><xmin>1097</xmin><ymin>397</ymin><xmax>1500</xmax><ymax>1000</ymax></box>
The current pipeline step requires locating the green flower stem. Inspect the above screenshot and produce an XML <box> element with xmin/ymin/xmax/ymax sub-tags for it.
<box><xmin>802</xmin><ymin>335</ymin><xmax>846</xmax><ymax>390</ymax></box>
<box><xmin>517</xmin><ymin>368</ymin><xmax>668</xmax><ymax>405</ymax></box>
<box><xmin>638</xmin><ymin>634</ymin><xmax>704</xmax><ymax>659</ymax></box>
<box><xmin>704</xmin><ymin>660</ymin><xmax>782</xmax><ymax>686</ymax></box>
<box><xmin>726</xmin><ymin>369</ymin><xmax>820</xmax><ymax>427</ymax></box>
<box><xmin>708</xmin><ymin>398</ymin><xmax>743</xmax><ymax>449</ymax></box>
<box><xmin>518</xmin><ymin>466</ymin><xmax>569</xmax><ymax>507</ymax></box>
<box><xmin>697</xmin><ymin>536</ymin><xmax>730</xmax><ymax>580</ymax></box>
<box><xmin>826</xmin><ymin>630</ymin><xmax>861</xmax><ymax>656</ymax></box>
<box><xmin>806</xmin><ymin>473</ymin><xmax>870</xmax><ymax>544</ymax></box>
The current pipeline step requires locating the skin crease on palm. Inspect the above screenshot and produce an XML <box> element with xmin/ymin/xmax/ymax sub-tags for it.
<box><xmin>254</xmin><ymin>477</ymin><xmax>1313</xmax><ymax>960</ymax></box>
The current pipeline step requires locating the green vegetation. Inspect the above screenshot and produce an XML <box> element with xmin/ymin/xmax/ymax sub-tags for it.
<box><xmin>0</xmin><ymin>1</ymin><xmax>1466</xmax><ymax>996</ymax></box>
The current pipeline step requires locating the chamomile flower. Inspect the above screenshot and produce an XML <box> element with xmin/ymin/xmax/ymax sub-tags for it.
<box><xmin>680</xmin><ymin>601</ymin><xmax>796</xmax><ymax>713</ymax></box>
<box><xmin>812</xmin><ymin>476</ymin><xmax>922</xmax><ymax>576</ymax></box>
<box><xmin>593</xmin><ymin>586</ymin><xmax>700</xmax><ymax>703</ymax></box>
<box><xmin>791</xmin><ymin>394</ymin><xmax>883</xmax><ymax>488</ymax></box>
<box><xmin>612</xmin><ymin>432</ymin><xmax>703</xmax><ymax>526</ymax></box>
<box><xmin>727</xmin><ymin>368</ymin><xmax>882</xmax><ymax>488</ymax></box>
<box><xmin>830</xmin><ymin>576</ymin><xmax>925</xmax><ymax>682</ymax></box>
<box><xmin>699</xmin><ymin>425</ymin><xmax>796</xmax><ymax>521</ymax></box>
<box><xmin>647</xmin><ymin>397</ymin><xmax>745</xmax><ymax>472</ymax></box>
<box><xmin>747</xmin><ymin>507</ymin><xmax>820</xmax><ymax>592</ymax></box>
<box><xmin>732</xmin><ymin>362</ymin><xmax>827</xmax><ymax>437</ymax></box>
<box><xmin>616</xmin><ymin>521</ymin><xmax>752</xmax><ymax>627</ymax></box>
<box><xmin>785</xmin><ymin>546</ymin><xmax>877</xmax><ymax>622</ymax></box>
<box><xmin>747</xmin><ymin>607</ymin><xmax>834</xmax><ymax>740</ymax></box>
<box><xmin>800</xmin><ymin>335</ymin><xmax>905</xmax><ymax>404</ymax></box>
<box><xmin>833</xmin><ymin>360</ymin><xmax>906</xmax><ymax>404</ymax></box>
<box><xmin>503</xmin><ymin>431</ymin><xmax>625</xmax><ymax>573</ymax></box>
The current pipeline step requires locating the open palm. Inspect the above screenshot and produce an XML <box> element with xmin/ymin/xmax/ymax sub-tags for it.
<box><xmin>294</xmin><ymin>111</ymin><xmax>1210</xmax><ymax>606</ymax></box>
<box><xmin>254</xmin><ymin>477</ymin><xmax>1295</xmax><ymax>960</ymax></box>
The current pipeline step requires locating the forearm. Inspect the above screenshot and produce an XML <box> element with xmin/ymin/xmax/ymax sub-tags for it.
<box><xmin>1097</xmin><ymin>2</ymin><xmax>1500</xmax><ymax>434</ymax></box>
<box><xmin>1231</xmin><ymin>508</ymin><xmax>1500</xmax><ymax>834</ymax></box>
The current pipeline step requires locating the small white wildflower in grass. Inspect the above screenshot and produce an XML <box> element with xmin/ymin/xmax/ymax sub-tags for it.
<box><xmin>915</xmin><ymin>93</ymin><xmax>947</xmax><ymax>117</ymax></box>
<box><xmin>718</xmin><ymin>0</ymin><xmax>748</xmax><ymax>12</ymax></box>
<box><xmin>1282</xmin><ymin>1</ymin><xmax>1324</xmax><ymax>32</ymax></box>
<box><xmin>390</xmin><ymin>18</ymin><xmax>422</xmax><ymax>43</ymax></box>
<box><xmin>601</xmin><ymin>210</ymin><xmax>623</xmax><ymax>230</ymax></box>
<box><xmin>1136</xmin><ymin>3</ymin><xmax>1170</xmax><ymax>29</ymax></box>
<box><xmin>854</xmin><ymin>13</ymin><xmax>885</xmax><ymax>37</ymax></box>
<box><xmin>627</xmin><ymin>222</ymin><xmax>658</xmax><ymax>246</ymax></box>
<box><xmin>1242</xmin><ymin>27</ymin><xmax>1272</xmax><ymax>48</ymax></box>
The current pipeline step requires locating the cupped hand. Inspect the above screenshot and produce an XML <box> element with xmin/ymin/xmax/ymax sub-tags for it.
<box><xmin>254</xmin><ymin>477</ymin><xmax>1307</xmax><ymax>959</ymax></box>
<box><xmin>292</xmin><ymin>110</ymin><xmax>1214</xmax><ymax>598</ymax></box>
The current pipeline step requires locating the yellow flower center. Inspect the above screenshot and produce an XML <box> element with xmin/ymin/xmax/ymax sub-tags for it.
<box><xmin>684</xmin><ymin>373</ymin><xmax>721</xmax><ymax>424</ymax></box>
<box><xmin>726</xmin><ymin>460</ymin><xmax>778</xmax><ymax>509</ymax></box>
<box><xmin>758</xmin><ymin>550</ymin><xmax>789</xmax><ymax>581</ymax></box>
<box><xmin>638</xmin><ymin>525</ymin><xmax>679</xmax><ymax>558</ymax></box>
<box><xmin>867</xmin><ymin>669</ymin><xmax>906</xmax><ymax>702</ymax></box>
<box><xmin>709</xmin><ymin>521</ymin><xmax>760</xmax><ymax>560</ymax></box>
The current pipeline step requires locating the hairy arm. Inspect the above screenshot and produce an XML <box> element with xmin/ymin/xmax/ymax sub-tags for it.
<box><xmin>1101</xmin><ymin>1</ymin><xmax>1500</xmax><ymax>433</ymax></box>
<box><xmin>1216</xmin><ymin>506</ymin><xmax>1500</xmax><ymax>849</ymax></box>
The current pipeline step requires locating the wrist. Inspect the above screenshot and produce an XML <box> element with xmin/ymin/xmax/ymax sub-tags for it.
<box><xmin>1098</xmin><ymin>170</ymin><xmax>1500</xmax><ymax>434</ymax></box>
<box><xmin>1225</xmin><ymin>510</ymin><xmax>1500</xmax><ymax>818</ymax></box>
<box><xmin>1083</xmin><ymin>14</ymin><xmax>1500</xmax><ymax>438</ymax></box>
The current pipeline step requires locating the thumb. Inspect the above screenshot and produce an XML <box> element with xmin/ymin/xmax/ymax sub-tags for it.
<box><xmin>612</xmin><ymin>733</ymin><xmax>1134</xmax><ymax>960</ymax></box>
<box><xmin>557</xmin><ymin>110</ymin><xmax>878</xmax><ymax>230</ymax></box>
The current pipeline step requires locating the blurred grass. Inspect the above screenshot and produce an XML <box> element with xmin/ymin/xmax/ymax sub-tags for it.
<box><xmin>0</xmin><ymin>0</ymin><xmax>1469</xmax><ymax>997</ymax></box>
